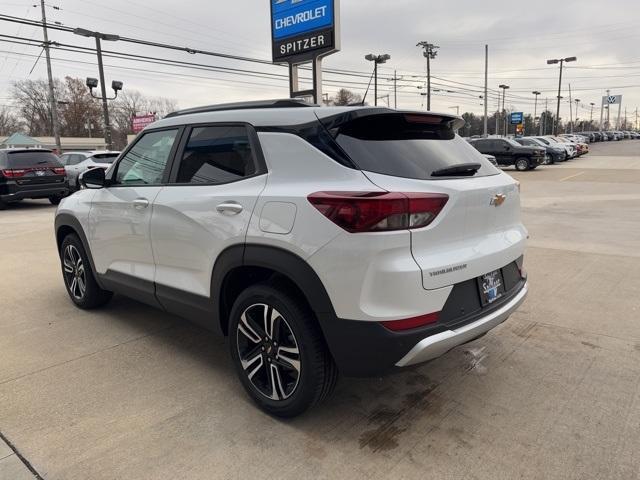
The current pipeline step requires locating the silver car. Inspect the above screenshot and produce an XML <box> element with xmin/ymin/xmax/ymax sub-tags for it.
<box><xmin>59</xmin><ymin>151</ymin><xmax>120</xmax><ymax>191</ymax></box>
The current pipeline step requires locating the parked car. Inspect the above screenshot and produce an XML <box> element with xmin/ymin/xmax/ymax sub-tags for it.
<box><xmin>468</xmin><ymin>137</ymin><xmax>545</xmax><ymax>170</ymax></box>
<box><xmin>59</xmin><ymin>150</ymin><xmax>121</xmax><ymax>191</ymax></box>
<box><xmin>54</xmin><ymin>100</ymin><xmax>529</xmax><ymax>417</ymax></box>
<box><xmin>483</xmin><ymin>154</ymin><xmax>498</xmax><ymax>166</ymax></box>
<box><xmin>559</xmin><ymin>135</ymin><xmax>589</xmax><ymax>156</ymax></box>
<box><xmin>516</xmin><ymin>137</ymin><xmax>565</xmax><ymax>163</ymax></box>
<box><xmin>0</xmin><ymin>148</ymin><xmax>68</xmax><ymax>209</ymax></box>
<box><xmin>540</xmin><ymin>136</ymin><xmax>577</xmax><ymax>158</ymax></box>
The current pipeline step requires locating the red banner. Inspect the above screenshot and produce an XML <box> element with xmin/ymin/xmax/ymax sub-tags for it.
<box><xmin>132</xmin><ymin>114</ymin><xmax>157</xmax><ymax>133</ymax></box>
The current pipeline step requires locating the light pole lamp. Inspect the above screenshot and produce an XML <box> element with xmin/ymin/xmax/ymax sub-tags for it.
<box><xmin>547</xmin><ymin>56</ymin><xmax>577</xmax><ymax>135</ymax></box>
<box><xmin>499</xmin><ymin>84</ymin><xmax>509</xmax><ymax>136</ymax></box>
<box><xmin>74</xmin><ymin>28</ymin><xmax>122</xmax><ymax>150</ymax></box>
<box><xmin>365</xmin><ymin>54</ymin><xmax>391</xmax><ymax>106</ymax></box>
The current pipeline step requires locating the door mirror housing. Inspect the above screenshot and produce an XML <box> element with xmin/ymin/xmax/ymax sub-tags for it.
<box><xmin>79</xmin><ymin>167</ymin><xmax>106</xmax><ymax>189</ymax></box>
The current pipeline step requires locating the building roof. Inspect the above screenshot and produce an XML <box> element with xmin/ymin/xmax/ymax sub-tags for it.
<box><xmin>0</xmin><ymin>132</ymin><xmax>42</xmax><ymax>146</ymax></box>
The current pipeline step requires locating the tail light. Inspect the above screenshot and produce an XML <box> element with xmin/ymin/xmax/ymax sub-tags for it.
<box><xmin>381</xmin><ymin>311</ymin><xmax>440</xmax><ymax>331</ymax></box>
<box><xmin>1</xmin><ymin>169</ymin><xmax>26</xmax><ymax>178</ymax></box>
<box><xmin>53</xmin><ymin>167</ymin><xmax>65</xmax><ymax>175</ymax></box>
<box><xmin>307</xmin><ymin>192</ymin><xmax>448</xmax><ymax>233</ymax></box>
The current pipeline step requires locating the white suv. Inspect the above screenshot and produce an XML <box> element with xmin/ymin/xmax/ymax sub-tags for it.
<box><xmin>54</xmin><ymin>100</ymin><xmax>528</xmax><ymax>417</ymax></box>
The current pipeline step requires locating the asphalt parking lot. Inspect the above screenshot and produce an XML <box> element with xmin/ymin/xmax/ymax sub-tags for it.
<box><xmin>1</xmin><ymin>141</ymin><xmax>639</xmax><ymax>480</ymax></box>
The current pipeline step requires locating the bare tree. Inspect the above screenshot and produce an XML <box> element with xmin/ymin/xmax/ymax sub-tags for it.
<box><xmin>332</xmin><ymin>88</ymin><xmax>362</xmax><ymax>106</ymax></box>
<box><xmin>110</xmin><ymin>90</ymin><xmax>178</xmax><ymax>149</ymax></box>
<box><xmin>11</xmin><ymin>79</ymin><xmax>64</xmax><ymax>136</ymax></box>
<box><xmin>0</xmin><ymin>106</ymin><xmax>24</xmax><ymax>137</ymax></box>
<box><xmin>58</xmin><ymin>76</ymin><xmax>102</xmax><ymax>137</ymax></box>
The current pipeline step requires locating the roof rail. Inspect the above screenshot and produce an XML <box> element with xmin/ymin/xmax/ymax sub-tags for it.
<box><xmin>165</xmin><ymin>99</ymin><xmax>317</xmax><ymax>118</ymax></box>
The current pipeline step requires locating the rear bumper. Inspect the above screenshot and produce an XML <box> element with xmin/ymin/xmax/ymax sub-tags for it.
<box><xmin>0</xmin><ymin>183</ymin><xmax>69</xmax><ymax>202</ymax></box>
<box><xmin>396</xmin><ymin>282</ymin><xmax>527</xmax><ymax>367</ymax></box>
<box><xmin>320</xmin><ymin>271</ymin><xmax>528</xmax><ymax>377</ymax></box>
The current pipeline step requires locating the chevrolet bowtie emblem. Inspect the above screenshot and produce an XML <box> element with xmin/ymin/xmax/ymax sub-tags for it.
<box><xmin>491</xmin><ymin>193</ymin><xmax>506</xmax><ymax>207</ymax></box>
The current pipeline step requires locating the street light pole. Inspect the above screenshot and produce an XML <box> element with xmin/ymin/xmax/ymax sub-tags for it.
<box><xmin>39</xmin><ymin>0</ymin><xmax>61</xmax><ymax>153</ymax></box>
<box><xmin>574</xmin><ymin>99</ymin><xmax>580</xmax><ymax>133</ymax></box>
<box><xmin>590</xmin><ymin>102</ymin><xmax>595</xmax><ymax>128</ymax></box>
<box><xmin>532</xmin><ymin>91</ymin><xmax>540</xmax><ymax>132</ymax></box>
<box><xmin>94</xmin><ymin>36</ymin><xmax>113</xmax><ymax>149</ymax></box>
<box><xmin>74</xmin><ymin>28</ymin><xmax>122</xmax><ymax>150</ymax></box>
<box><xmin>547</xmin><ymin>56</ymin><xmax>577</xmax><ymax>135</ymax></box>
<box><xmin>499</xmin><ymin>84</ymin><xmax>509</xmax><ymax>136</ymax></box>
<box><xmin>365</xmin><ymin>54</ymin><xmax>390</xmax><ymax>107</ymax></box>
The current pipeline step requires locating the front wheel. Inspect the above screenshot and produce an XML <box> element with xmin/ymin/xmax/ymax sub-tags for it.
<box><xmin>229</xmin><ymin>283</ymin><xmax>338</xmax><ymax>417</ymax></box>
<box><xmin>515</xmin><ymin>157</ymin><xmax>530</xmax><ymax>171</ymax></box>
<box><xmin>60</xmin><ymin>234</ymin><xmax>113</xmax><ymax>309</ymax></box>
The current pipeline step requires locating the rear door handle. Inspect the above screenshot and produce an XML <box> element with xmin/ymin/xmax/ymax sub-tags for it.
<box><xmin>216</xmin><ymin>202</ymin><xmax>243</xmax><ymax>215</ymax></box>
<box><xmin>132</xmin><ymin>198</ymin><xmax>149</xmax><ymax>209</ymax></box>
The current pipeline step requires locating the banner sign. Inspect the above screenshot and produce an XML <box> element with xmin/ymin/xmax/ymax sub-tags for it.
<box><xmin>271</xmin><ymin>0</ymin><xmax>339</xmax><ymax>63</ymax></box>
<box><xmin>131</xmin><ymin>114</ymin><xmax>156</xmax><ymax>133</ymax></box>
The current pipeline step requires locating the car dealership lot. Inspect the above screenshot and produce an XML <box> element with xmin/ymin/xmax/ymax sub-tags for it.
<box><xmin>1</xmin><ymin>141</ymin><xmax>639</xmax><ymax>480</ymax></box>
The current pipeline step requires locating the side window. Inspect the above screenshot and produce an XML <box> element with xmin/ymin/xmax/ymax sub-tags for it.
<box><xmin>71</xmin><ymin>154</ymin><xmax>85</xmax><ymax>165</ymax></box>
<box><xmin>114</xmin><ymin>129</ymin><xmax>179</xmax><ymax>186</ymax></box>
<box><xmin>59</xmin><ymin>154</ymin><xmax>70</xmax><ymax>165</ymax></box>
<box><xmin>474</xmin><ymin>140</ymin><xmax>490</xmax><ymax>152</ymax></box>
<box><xmin>176</xmin><ymin>125</ymin><xmax>257</xmax><ymax>184</ymax></box>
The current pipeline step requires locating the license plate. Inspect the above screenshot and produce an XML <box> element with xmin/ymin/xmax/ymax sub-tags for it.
<box><xmin>35</xmin><ymin>170</ymin><xmax>46</xmax><ymax>176</ymax></box>
<box><xmin>477</xmin><ymin>269</ymin><xmax>505</xmax><ymax>306</ymax></box>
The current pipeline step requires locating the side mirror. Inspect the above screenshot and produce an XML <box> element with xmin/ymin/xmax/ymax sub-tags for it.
<box><xmin>79</xmin><ymin>167</ymin><xmax>106</xmax><ymax>189</ymax></box>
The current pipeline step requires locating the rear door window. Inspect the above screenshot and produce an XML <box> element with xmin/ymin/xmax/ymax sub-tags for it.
<box><xmin>175</xmin><ymin>125</ymin><xmax>257</xmax><ymax>184</ymax></box>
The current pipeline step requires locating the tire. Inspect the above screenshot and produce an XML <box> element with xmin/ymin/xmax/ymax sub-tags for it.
<box><xmin>60</xmin><ymin>234</ymin><xmax>113</xmax><ymax>309</ymax></box>
<box><xmin>49</xmin><ymin>195</ymin><xmax>62</xmax><ymax>205</ymax></box>
<box><xmin>229</xmin><ymin>282</ymin><xmax>338</xmax><ymax>417</ymax></box>
<box><xmin>515</xmin><ymin>158</ymin><xmax>530</xmax><ymax>171</ymax></box>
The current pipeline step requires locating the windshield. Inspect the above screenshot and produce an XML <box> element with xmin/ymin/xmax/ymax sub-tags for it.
<box><xmin>505</xmin><ymin>139</ymin><xmax>523</xmax><ymax>148</ymax></box>
<box><xmin>334</xmin><ymin>114</ymin><xmax>498</xmax><ymax>179</ymax></box>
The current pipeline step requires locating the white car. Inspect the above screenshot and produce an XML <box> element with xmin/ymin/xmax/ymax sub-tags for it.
<box><xmin>542</xmin><ymin>136</ymin><xmax>577</xmax><ymax>158</ymax></box>
<box><xmin>59</xmin><ymin>150</ymin><xmax>120</xmax><ymax>190</ymax></box>
<box><xmin>54</xmin><ymin>100</ymin><xmax>528</xmax><ymax>417</ymax></box>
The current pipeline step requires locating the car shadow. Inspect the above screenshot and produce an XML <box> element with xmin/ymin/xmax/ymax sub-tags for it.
<box><xmin>98</xmin><ymin>293</ymin><xmax>491</xmax><ymax>453</ymax></box>
<box><xmin>2</xmin><ymin>199</ymin><xmax>58</xmax><ymax>211</ymax></box>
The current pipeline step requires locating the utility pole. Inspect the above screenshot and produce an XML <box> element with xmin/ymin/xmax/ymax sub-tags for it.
<box><xmin>541</xmin><ymin>98</ymin><xmax>548</xmax><ymax>135</ymax></box>
<box><xmin>40</xmin><ymin>0</ymin><xmax>61</xmax><ymax>153</ymax></box>
<box><xmin>568</xmin><ymin>83</ymin><xmax>573</xmax><ymax>133</ymax></box>
<box><xmin>590</xmin><ymin>102</ymin><xmax>595</xmax><ymax>128</ymax></box>
<box><xmin>483</xmin><ymin>44</ymin><xmax>488</xmax><ymax>137</ymax></box>
<box><xmin>388</xmin><ymin>70</ymin><xmax>402</xmax><ymax>109</ymax></box>
<box><xmin>606</xmin><ymin>89</ymin><xmax>610</xmax><ymax>129</ymax></box>
<box><xmin>547</xmin><ymin>56</ymin><xmax>577</xmax><ymax>135</ymax></box>
<box><xmin>417</xmin><ymin>41</ymin><xmax>439</xmax><ymax>111</ymax></box>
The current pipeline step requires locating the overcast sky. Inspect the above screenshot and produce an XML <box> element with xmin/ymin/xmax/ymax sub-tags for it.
<box><xmin>1</xmin><ymin>0</ymin><xmax>640</xmax><ymax>124</ymax></box>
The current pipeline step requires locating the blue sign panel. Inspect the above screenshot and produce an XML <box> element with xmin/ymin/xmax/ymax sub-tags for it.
<box><xmin>272</xmin><ymin>0</ymin><xmax>334</xmax><ymax>40</ymax></box>
<box><xmin>510</xmin><ymin>112</ymin><xmax>524</xmax><ymax>125</ymax></box>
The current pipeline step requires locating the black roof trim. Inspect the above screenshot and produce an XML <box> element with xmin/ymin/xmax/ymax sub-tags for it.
<box><xmin>165</xmin><ymin>99</ymin><xmax>318</xmax><ymax>118</ymax></box>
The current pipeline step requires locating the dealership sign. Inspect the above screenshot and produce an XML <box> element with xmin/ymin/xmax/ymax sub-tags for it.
<box><xmin>271</xmin><ymin>0</ymin><xmax>340</xmax><ymax>63</ymax></box>
<box><xmin>131</xmin><ymin>114</ymin><xmax>156</xmax><ymax>133</ymax></box>
<box><xmin>510</xmin><ymin>112</ymin><xmax>524</xmax><ymax>125</ymax></box>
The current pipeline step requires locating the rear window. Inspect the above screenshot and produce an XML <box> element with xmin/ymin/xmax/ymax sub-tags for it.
<box><xmin>91</xmin><ymin>153</ymin><xmax>119</xmax><ymax>164</ymax></box>
<box><xmin>6</xmin><ymin>151</ymin><xmax>62</xmax><ymax>168</ymax></box>
<box><xmin>334</xmin><ymin>114</ymin><xmax>497</xmax><ymax>179</ymax></box>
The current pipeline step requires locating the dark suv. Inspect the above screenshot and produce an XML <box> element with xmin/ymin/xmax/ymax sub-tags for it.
<box><xmin>0</xmin><ymin>149</ymin><xmax>69</xmax><ymax>209</ymax></box>
<box><xmin>469</xmin><ymin>138</ymin><xmax>545</xmax><ymax>171</ymax></box>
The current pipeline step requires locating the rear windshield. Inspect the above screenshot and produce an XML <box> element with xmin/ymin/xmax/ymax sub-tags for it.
<box><xmin>5</xmin><ymin>151</ymin><xmax>62</xmax><ymax>168</ymax></box>
<box><xmin>91</xmin><ymin>153</ymin><xmax>119</xmax><ymax>163</ymax></box>
<box><xmin>333</xmin><ymin>114</ymin><xmax>497</xmax><ymax>179</ymax></box>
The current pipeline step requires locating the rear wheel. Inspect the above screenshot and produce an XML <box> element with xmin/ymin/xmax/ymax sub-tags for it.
<box><xmin>229</xmin><ymin>282</ymin><xmax>338</xmax><ymax>417</ymax></box>
<box><xmin>60</xmin><ymin>234</ymin><xmax>112</xmax><ymax>309</ymax></box>
<box><xmin>515</xmin><ymin>157</ymin><xmax>530</xmax><ymax>171</ymax></box>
